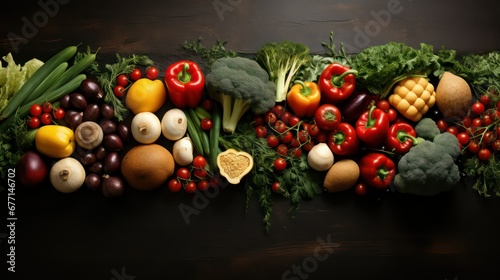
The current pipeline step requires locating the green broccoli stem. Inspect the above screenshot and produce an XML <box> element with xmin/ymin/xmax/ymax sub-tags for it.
<box><xmin>275</xmin><ymin>70</ymin><xmax>288</xmax><ymax>102</ymax></box>
<box><xmin>221</xmin><ymin>95</ymin><xmax>252</xmax><ymax>134</ymax></box>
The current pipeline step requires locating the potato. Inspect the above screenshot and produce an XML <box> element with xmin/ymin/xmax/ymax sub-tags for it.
<box><xmin>323</xmin><ymin>159</ymin><xmax>360</xmax><ymax>193</ymax></box>
<box><xmin>435</xmin><ymin>71</ymin><xmax>472</xmax><ymax>120</ymax></box>
<box><xmin>120</xmin><ymin>144</ymin><xmax>175</xmax><ymax>191</ymax></box>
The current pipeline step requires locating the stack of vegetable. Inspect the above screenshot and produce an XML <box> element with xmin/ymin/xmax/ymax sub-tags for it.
<box><xmin>2</xmin><ymin>33</ymin><xmax>499</xmax><ymax>232</ymax></box>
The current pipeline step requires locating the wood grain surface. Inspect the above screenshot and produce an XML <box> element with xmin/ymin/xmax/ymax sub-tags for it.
<box><xmin>2</xmin><ymin>1</ymin><xmax>500</xmax><ymax>279</ymax></box>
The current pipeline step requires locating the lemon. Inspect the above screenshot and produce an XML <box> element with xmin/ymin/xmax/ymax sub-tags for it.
<box><xmin>125</xmin><ymin>78</ymin><xmax>167</xmax><ymax>114</ymax></box>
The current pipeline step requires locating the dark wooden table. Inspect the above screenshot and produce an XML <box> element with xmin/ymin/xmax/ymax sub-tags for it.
<box><xmin>2</xmin><ymin>1</ymin><xmax>500</xmax><ymax>279</ymax></box>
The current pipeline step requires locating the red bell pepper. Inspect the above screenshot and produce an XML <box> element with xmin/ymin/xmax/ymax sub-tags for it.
<box><xmin>355</xmin><ymin>105</ymin><xmax>389</xmax><ymax>148</ymax></box>
<box><xmin>386</xmin><ymin>122</ymin><xmax>421</xmax><ymax>154</ymax></box>
<box><xmin>359</xmin><ymin>152</ymin><xmax>396</xmax><ymax>190</ymax></box>
<box><xmin>327</xmin><ymin>122</ymin><xmax>360</xmax><ymax>156</ymax></box>
<box><xmin>164</xmin><ymin>60</ymin><xmax>205</xmax><ymax>108</ymax></box>
<box><xmin>318</xmin><ymin>63</ymin><xmax>358</xmax><ymax>104</ymax></box>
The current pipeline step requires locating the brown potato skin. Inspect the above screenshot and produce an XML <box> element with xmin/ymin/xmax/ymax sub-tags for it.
<box><xmin>121</xmin><ymin>144</ymin><xmax>175</xmax><ymax>191</ymax></box>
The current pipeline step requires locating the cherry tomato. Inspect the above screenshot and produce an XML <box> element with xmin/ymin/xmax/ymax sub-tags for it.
<box><xmin>276</xmin><ymin>144</ymin><xmax>288</xmax><ymax>156</ymax></box>
<box><xmin>471</xmin><ymin>102</ymin><xmax>485</xmax><ymax>115</ymax></box>
<box><xmin>301</xmin><ymin>122</ymin><xmax>311</xmax><ymax>134</ymax></box>
<box><xmin>176</xmin><ymin>167</ymin><xmax>191</xmax><ymax>180</ymax></box>
<box><xmin>29</xmin><ymin>103</ymin><xmax>42</xmax><ymax>117</ymax></box>
<box><xmin>265</xmin><ymin>111</ymin><xmax>277</xmax><ymax>124</ymax></box>
<box><xmin>376</xmin><ymin>100</ymin><xmax>390</xmax><ymax>111</ymax></box>
<box><xmin>386</xmin><ymin>108</ymin><xmax>398</xmax><ymax>122</ymax></box>
<box><xmin>255</xmin><ymin>125</ymin><xmax>268</xmax><ymax>138</ymax></box>
<box><xmin>482</xmin><ymin>114</ymin><xmax>493</xmax><ymax>126</ymax></box>
<box><xmin>271</xmin><ymin>182</ymin><xmax>282</xmax><ymax>193</ymax></box>
<box><xmin>289</xmin><ymin>116</ymin><xmax>301</xmax><ymax>127</ymax></box>
<box><xmin>42</xmin><ymin>101</ymin><xmax>53</xmax><ymax>113</ymax></box>
<box><xmin>456</xmin><ymin>132</ymin><xmax>470</xmax><ymax>146</ymax></box>
<box><xmin>146</xmin><ymin>66</ymin><xmax>159</xmax><ymax>80</ymax></box>
<box><xmin>354</xmin><ymin>183</ymin><xmax>368</xmax><ymax>196</ymax></box>
<box><xmin>197</xmin><ymin>180</ymin><xmax>210</xmax><ymax>191</ymax></box>
<box><xmin>472</xmin><ymin>117</ymin><xmax>483</xmax><ymax>128</ymax></box>
<box><xmin>314</xmin><ymin>104</ymin><xmax>341</xmax><ymax>131</ymax></box>
<box><xmin>477</xmin><ymin>148</ymin><xmax>492</xmax><ymax>161</ymax></box>
<box><xmin>467</xmin><ymin>141</ymin><xmax>481</xmax><ymax>154</ymax></box>
<box><xmin>290</xmin><ymin>147</ymin><xmax>302</xmax><ymax>158</ymax></box>
<box><xmin>27</xmin><ymin>116</ymin><xmax>40</xmax><ymax>129</ymax></box>
<box><xmin>461</xmin><ymin>116</ymin><xmax>472</xmax><ymax>128</ymax></box>
<box><xmin>479</xmin><ymin>94</ymin><xmax>491</xmax><ymax>106</ymax></box>
<box><xmin>279</xmin><ymin>131</ymin><xmax>293</xmax><ymax>144</ymax></box>
<box><xmin>129</xmin><ymin>68</ymin><xmax>142</xmax><ymax>81</ymax></box>
<box><xmin>116</xmin><ymin>74</ymin><xmax>129</xmax><ymax>87</ymax></box>
<box><xmin>272</xmin><ymin>104</ymin><xmax>285</xmax><ymax>117</ymax></box>
<box><xmin>289</xmin><ymin>137</ymin><xmax>301</xmax><ymax>148</ymax></box>
<box><xmin>308</xmin><ymin>123</ymin><xmax>320</xmax><ymax>137</ymax></box>
<box><xmin>200</xmin><ymin>118</ymin><xmax>213</xmax><ymax>131</ymax></box>
<box><xmin>298</xmin><ymin>130</ymin><xmax>309</xmax><ymax>143</ymax></box>
<box><xmin>273</xmin><ymin>120</ymin><xmax>287</xmax><ymax>133</ymax></box>
<box><xmin>280</xmin><ymin>111</ymin><xmax>293</xmax><ymax>125</ymax></box>
<box><xmin>113</xmin><ymin>85</ymin><xmax>126</xmax><ymax>97</ymax></box>
<box><xmin>315</xmin><ymin>130</ymin><xmax>328</xmax><ymax>143</ymax></box>
<box><xmin>484</xmin><ymin>131</ymin><xmax>494</xmax><ymax>143</ymax></box>
<box><xmin>193</xmin><ymin>169</ymin><xmax>207</xmax><ymax>179</ymax></box>
<box><xmin>201</xmin><ymin>99</ymin><xmax>215</xmax><ymax>112</ymax></box>
<box><xmin>274</xmin><ymin>157</ymin><xmax>287</xmax><ymax>171</ymax></box>
<box><xmin>192</xmin><ymin>156</ymin><xmax>207</xmax><ymax>169</ymax></box>
<box><xmin>436</xmin><ymin>119</ymin><xmax>448</xmax><ymax>132</ymax></box>
<box><xmin>184</xmin><ymin>181</ymin><xmax>197</xmax><ymax>193</ymax></box>
<box><xmin>491</xmin><ymin>140</ymin><xmax>500</xmax><ymax>152</ymax></box>
<box><xmin>53</xmin><ymin>107</ymin><xmax>65</xmax><ymax>120</ymax></box>
<box><xmin>40</xmin><ymin>113</ymin><xmax>52</xmax><ymax>125</ymax></box>
<box><xmin>168</xmin><ymin>179</ymin><xmax>182</xmax><ymax>192</ymax></box>
<box><xmin>302</xmin><ymin>140</ymin><xmax>315</xmax><ymax>152</ymax></box>
<box><xmin>267</xmin><ymin>134</ymin><xmax>280</xmax><ymax>148</ymax></box>
<box><xmin>446</xmin><ymin>126</ymin><xmax>458</xmax><ymax>136</ymax></box>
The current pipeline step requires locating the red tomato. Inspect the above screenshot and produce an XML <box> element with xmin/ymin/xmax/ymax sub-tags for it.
<box><xmin>302</xmin><ymin>140</ymin><xmax>315</xmax><ymax>152</ymax></box>
<box><xmin>276</xmin><ymin>144</ymin><xmax>288</xmax><ymax>156</ymax></box>
<box><xmin>192</xmin><ymin>156</ymin><xmax>207</xmax><ymax>169</ymax></box>
<box><xmin>456</xmin><ymin>132</ymin><xmax>470</xmax><ymax>146</ymax></box>
<box><xmin>113</xmin><ymin>85</ymin><xmax>126</xmax><ymax>97</ymax></box>
<box><xmin>146</xmin><ymin>66</ymin><xmax>159</xmax><ymax>80</ymax></box>
<box><xmin>436</xmin><ymin>119</ymin><xmax>448</xmax><ymax>132</ymax></box>
<box><xmin>40</xmin><ymin>113</ymin><xmax>52</xmax><ymax>125</ymax></box>
<box><xmin>467</xmin><ymin>141</ymin><xmax>481</xmax><ymax>153</ymax></box>
<box><xmin>461</xmin><ymin>116</ymin><xmax>472</xmax><ymax>128</ymax></box>
<box><xmin>376</xmin><ymin>100</ymin><xmax>390</xmax><ymax>111</ymax></box>
<box><xmin>197</xmin><ymin>180</ymin><xmax>210</xmax><ymax>191</ymax></box>
<box><xmin>354</xmin><ymin>183</ymin><xmax>368</xmax><ymax>196</ymax></box>
<box><xmin>184</xmin><ymin>181</ymin><xmax>197</xmax><ymax>193</ymax></box>
<box><xmin>386</xmin><ymin>108</ymin><xmax>398</xmax><ymax>122</ymax></box>
<box><xmin>298</xmin><ymin>129</ymin><xmax>309</xmax><ymax>143</ymax></box>
<box><xmin>446</xmin><ymin>126</ymin><xmax>458</xmax><ymax>136</ymax></box>
<box><xmin>176</xmin><ymin>167</ymin><xmax>191</xmax><ymax>180</ymax></box>
<box><xmin>200</xmin><ymin>118</ymin><xmax>213</xmax><ymax>131</ymax></box>
<box><xmin>279</xmin><ymin>131</ymin><xmax>293</xmax><ymax>144</ymax></box>
<box><xmin>314</xmin><ymin>104</ymin><xmax>341</xmax><ymax>131</ymax></box>
<box><xmin>53</xmin><ymin>107</ymin><xmax>65</xmax><ymax>120</ymax></box>
<box><xmin>477</xmin><ymin>148</ymin><xmax>492</xmax><ymax>161</ymax></box>
<box><xmin>194</xmin><ymin>169</ymin><xmax>207</xmax><ymax>179</ymax></box>
<box><xmin>491</xmin><ymin>140</ymin><xmax>500</xmax><ymax>152</ymax></box>
<box><xmin>271</xmin><ymin>182</ymin><xmax>282</xmax><ymax>193</ymax></box>
<box><xmin>315</xmin><ymin>130</ymin><xmax>328</xmax><ymax>143</ymax></box>
<box><xmin>482</xmin><ymin>114</ymin><xmax>493</xmax><ymax>126</ymax></box>
<box><xmin>129</xmin><ymin>67</ymin><xmax>142</xmax><ymax>81</ymax></box>
<box><xmin>308</xmin><ymin>123</ymin><xmax>320</xmax><ymax>137</ymax></box>
<box><xmin>265</xmin><ymin>111</ymin><xmax>277</xmax><ymax>124</ymax></box>
<box><xmin>483</xmin><ymin>131</ymin><xmax>494</xmax><ymax>143</ymax></box>
<box><xmin>289</xmin><ymin>147</ymin><xmax>302</xmax><ymax>158</ymax></box>
<box><xmin>472</xmin><ymin>118</ymin><xmax>483</xmax><ymax>128</ymax></box>
<box><xmin>274</xmin><ymin>157</ymin><xmax>287</xmax><ymax>171</ymax></box>
<box><xmin>289</xmin><ymin>116</ymin><xmax>301</xmax><ymax>127</ymax></box>
<box><xmin>27</xmin><ymin>116</ymin><xmax>40</xmax><ymax>128</ymax></box>
<box><xmin>41</xmin><ymin>101</ymin><xmax>53</xmax><ymax>113</ymax></box>
<box><xmin>116</xmin><ymin>74</ymin><xmax>129</xmax><ymax>87</ymax></box>
<box><xmin>479</xmin><ymin>94</ymin><xmax>491</xmax><ymax>106</ymax></box>
<box><xmin>255</xmin><ymin>126</ymin><xmax>268</xmax><ymax>138</ymax></box>
<box><xmin>267</xmin><ymin>134</ymin><xmax>280</xmax><ymax>148</ymax></box>
<box><xmin>168</xmin><ymin>179</ymin><xmax>182</xmax><ymax>192</ymax></box>
<box><xmin>29</xmin><ymin>103</ymin><xmax>42</xmax><ymax>117</ymax></box>
<box><xmin>471</xmin><ymin>102</ymin><xmax>485</xmax><ymax>115</ymax></box>
<box><xmin>201</xmin><ymin>99</ymin><xmax>215</xmax><ymax>112</ymax></box>
<box><xmin>272</xmin><ymin>104</ymin><xmax>285</xmax><ymax>117</ymax></box>
<box><xmin>280</xmin><ymin>111</ymin><xmax>293</xmax><ymax>125</ymax></box>
<box><xmin>273</xmin><ymin>120</ymin><xmax>287</xmax><ymax>133</ymax></box>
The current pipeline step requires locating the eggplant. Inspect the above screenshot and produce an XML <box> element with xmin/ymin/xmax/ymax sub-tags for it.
<box><xmin>338</xmin><ymin>90</ymin><xmax>379</xmax><ymax>123</ymax></box>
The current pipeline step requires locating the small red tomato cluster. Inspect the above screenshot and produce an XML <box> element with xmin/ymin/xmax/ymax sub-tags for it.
<box><xmin>167</xmin><ymin>155</ymin><xmax>221</xmax><ymax>193</ymax></box>
<box><xmin>27</xmin><ymin>101</ymin><xmax>66</xmax><ymax>128</ymax></box>
<box><xmin>440</xmin><ymin>94</ymin><xmax>500</xmax><ymax>161</ymax></box>
<box><xmin>113</xmin><ymin>66</ymin><xmax>159</xmax><ymax>98</ymax></box>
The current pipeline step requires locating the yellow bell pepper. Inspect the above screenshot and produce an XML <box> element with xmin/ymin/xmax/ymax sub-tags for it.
<box><xmin>388</xmin><ymin>77</ymin><xmax>436</xmax><ymax>122</ymax></box>
<box><xmin>35</xmin><ymin>125</ymin><xmax>76</xmax><ymax>158</ymax></box>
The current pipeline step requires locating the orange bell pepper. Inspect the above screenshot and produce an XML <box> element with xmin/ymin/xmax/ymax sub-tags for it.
<box><xmin>286</xmin><ymin>81</ymin><xmax>321</xmax><ymax>118</ymax></box>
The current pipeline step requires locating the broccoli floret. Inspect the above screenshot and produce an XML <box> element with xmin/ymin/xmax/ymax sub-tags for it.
<box><xmin>414</xmin><ymin>118</ymin><xmax>441</xmax><ymax>140</ymax></box>
<box><xmin>255</xmin><ymin>41</ymin><xmax>311</xmax><ymax>102</ymax></box>
<box><xmin>205</xmin><ymin>56</ymin><xmax>276</xmax><ymax>134</ymax></box>
<box><xmin>394</xmin><ymin>130</ymin><xmax>461</xmax><ymax>196</ymax></box>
